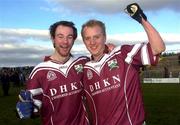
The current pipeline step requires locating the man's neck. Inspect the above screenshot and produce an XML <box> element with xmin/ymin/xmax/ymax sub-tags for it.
<box><xmin>92</xmin><ymin>54</ymin><xmax>104</xmax><ymax>62</ymax></box>
<box><xmin>50</xmin><ymin>52</ymin><xmax>71</xmax><ymax>64</ymax></box>
<box><xmin>92</xmin><ymin>45</ymin><xmax>109</xmax><ymax>61</ymax></box>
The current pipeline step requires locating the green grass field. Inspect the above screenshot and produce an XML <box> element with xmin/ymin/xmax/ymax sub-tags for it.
<box><xmin>143</xmin><ymin>84</ymin><xmax>180</xmax><ymax>125</ymax></box>
<box><xmin>0</xmin><ymin>85</ymin><xmax>41</xmax><ymax>125</ymax></box>
<box><xmin>0</xmin><ymin>83</ymin><xmax>180</xmax><ymax>125</ymax></box>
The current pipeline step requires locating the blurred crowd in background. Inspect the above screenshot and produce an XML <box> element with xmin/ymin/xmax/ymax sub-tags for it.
<box><xmin>0</xmin><ymin>66</ymin><xmax>33</xmax><ymax>96</ymax></box>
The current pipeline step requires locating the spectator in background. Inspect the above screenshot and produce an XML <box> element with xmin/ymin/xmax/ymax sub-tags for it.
<box><xmin>11</xmin><ymin>71</ymin><xmax>20</xmax><ymax>87</ymax></box>
<box><xmin>1</xmin><ymin>69</ymin><xmax>10</xmax><ymax>96</ymax></box>
<box><xmin>164</xmin><ymin>66</ymin><xmax>169</xmax><ymax>78</ymax></box>
<box><xmin>19</xmin><ymin>71</ymin><xmax>26</xmax><ymax>86</ymax></box>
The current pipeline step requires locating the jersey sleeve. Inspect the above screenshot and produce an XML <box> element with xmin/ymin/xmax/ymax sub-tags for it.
<box><xmin>26</xmin><ymin>67</ymin><xmax>43</xmax><ymax>111</ymax></box>
<box><xmin>121</xmin><ymin>43</ymin><xmax>159</xmax><ymax>66</ymax></box>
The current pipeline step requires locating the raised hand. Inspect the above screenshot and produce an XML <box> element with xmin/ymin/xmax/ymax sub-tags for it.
<box><xmin>125</xmin><ymin>3</ymin><xmax>147</xmax><ymax>23</ymax></box>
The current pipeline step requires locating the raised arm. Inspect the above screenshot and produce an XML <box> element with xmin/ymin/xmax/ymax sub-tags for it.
<box><xmin>141</xmin><ymin>19</ymin><xmax>165</xmax><ymax>55</ymax></box>
<box><xmin>125</xmin><ymin>3</ymin><xmax>165</xmax><ymax>55</ymax></box>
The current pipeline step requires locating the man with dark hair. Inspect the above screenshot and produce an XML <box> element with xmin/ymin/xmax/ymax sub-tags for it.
<box><xmin>16</xmin><ymin>21</ymin><xmax>89</xmax><ymax>125</ymax></box>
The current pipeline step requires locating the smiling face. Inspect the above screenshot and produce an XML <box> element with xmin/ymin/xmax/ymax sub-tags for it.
<box><xmin>82</xmin><ymin>25</ymin><xmax>106</xmax><ymax>61</ymax></box>
<box><xmin>52</xmin><ymin>25</ymin><xmax>75</xmax><ymax>58</ymax></box>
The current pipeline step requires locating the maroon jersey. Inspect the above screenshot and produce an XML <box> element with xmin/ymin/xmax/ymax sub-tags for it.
<box><xmin>26</xmin><ymin>55</ymin><xmax>89</xmax><ymax>125</ymax></box>
<box><xmin>83</xmin><ymin>43</ymin><xmax>159</xmax><ymax>125</ymax></box>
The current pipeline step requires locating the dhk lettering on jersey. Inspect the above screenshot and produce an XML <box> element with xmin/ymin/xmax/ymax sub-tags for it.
<box><xmin>89</xmin><ymin>74</ymin><xmax>121</xmax><ymax>96</ymax></box>
<box><xmin>49</xmin><ymin>81</ymin><xmax>82</xmax><ymax>100</ymax></box>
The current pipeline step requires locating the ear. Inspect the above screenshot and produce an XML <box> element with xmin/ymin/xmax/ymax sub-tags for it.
<box><xmin>51</xmin><ymin>37</ymin><xmax>55</xmax><ymax>48</ymax></box>
<box><xmin>104</xmin><ymin>35</ymin><xmax>107</xmax><ymax>43</ymax></box>
<box><xmin>53</xmin><ymin>42</ymin><xmax>55</xmax><ymax>48</ymax></box>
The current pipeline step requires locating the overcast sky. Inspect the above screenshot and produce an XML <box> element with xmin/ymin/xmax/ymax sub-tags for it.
<box><xmin>0</xmin><ymin>0</ymin><xmax>180</xmax><ymax>67</ymax></box>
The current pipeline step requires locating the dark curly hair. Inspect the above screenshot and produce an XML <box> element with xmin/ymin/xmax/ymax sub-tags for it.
<box><xmin>49</xmin><ymin>21</ymin><xmax>77</xmax><ymax>40</ymax></box>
